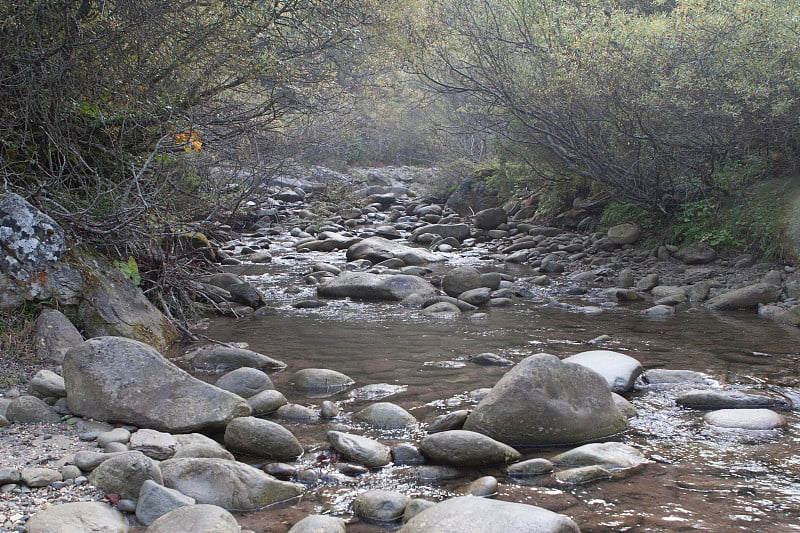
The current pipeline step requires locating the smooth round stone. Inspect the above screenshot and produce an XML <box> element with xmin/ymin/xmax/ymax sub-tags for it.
<box><xmin>555</xmin><ymin>465</ymin><xmax>613</xmax><ymax>484</ymax></box>
<box><xmin>247</xmin><ymin>390</ymin><xmax>288</xmax><ymax>416</ymax></box>
<box><xmin>704</xmin><ymin>409</ymin><xmax>786</xmax><ymax>430</ymax></box>
<box><xmin>275</xmin><ymin>403</ymin><xmax>321</xmax><ymax>423</ymax></box>
<box><xmin>551</xmin><ymin>442</ymin><xmax>647</xmax><ymax>470</ymax></box>
<box><xmin>288</xmin><ymin>514</ymin><xmax>347</xmax><ymax>533</ymax></box>
<box><xmin>353</xmin><ymin>402</ymin><xmax>417</xmax><ymax>428</ymax></box>
<box><xmin>25</xmin><ymin>502</ymin><xmax>129</xmax><ymax>533</ymax></box>
<box><xmin>215</xmin><ymin>367</ymin><xmax>274</xmax><ymax>399</ymax></box>
<box><xmin>419</xmin><ymin>430</ymin><xmax>520</xmax><ymax>466</ymax></box>
<box><xmin>320</xmin><ymin>401</ymin><xmax>340</xmax><ymax>418</ymax></box>
<box><xmin>403</xmin><ymin>499</ymin><xmax>436</xmax><ymax>523</ymax></box>
<box><xmin>391</xmin><ymin>443</ymin><xmax>425</xmax><ymax>466</ymax></box>
<box><xmin>407</xmin><ymin>465</ymin><xmax>462</xmax><ymax>481</ymax></box>
<box><xmin>507</xmin><ymin>458</ymin><xmax>554</xmax><ymax>476</ymax></box>
<box><xmin>469</xmin><ymin>353</ymin><xmax>513</xmax><ymax>366</ymax></box>
<box><xmin>427</xmin><ymin>410</ymin><xmax>469</xmax><ymax>433</ymax></box>
<box><xmin>563</xmin><ymin>350</ymin><xmax>643</xmax><ymax>393</ymax></box>
<box><xmin>677</xmin><ymin>390</ymin><xmax>791</xmax><ymax>410</ymax></box>
<box><xmin>352</xmin><ymin>489</ymin><xmax>410</xmax><ymax>522</ymax></box>
<box><xmin>291</xmin><ymin>368</ymin><xmax>354</xmax><ymax>395</ymax></box>
<box><xmin>147</xmin><ymin>504</ymin><xmax>240</xmax><ymax>533</ymax></box>
<box><xmin>327</xmin><ymin>431</ymin><xmax>391</xmax><ymax>468</ymax></box>
<box><xmin>464</xmin><ymin>475</ymin><xmax>498</xmax><ymax>496</ymax></box>
<box><xmin>21</xmin><ymin>467</ymin><xmax>62</xmax><ymax>488</ymax></box>
<box><xmin>642</xmin><ymin>304</ymin><xmax>675</xmax><ymax>317</ymax></box>
<box><xmin>224</xmin><ymin>417</ymin><xmax>303</xmax><ymax>460</ymax></box>
<box><xmin>421</xmin><ymin>302</ymin><xmax>461</xmax><ymax>317</ymax></box>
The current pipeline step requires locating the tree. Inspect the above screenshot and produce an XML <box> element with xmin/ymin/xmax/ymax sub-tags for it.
<box><xmin>0</xmin><ymin>0</ymin><xmax>372</xmax><ymax>312</ymax></box>
<box><xmin>413</xmin><ymin>0</ymin><xmax>800</xmax><ymax>209</ymax></box>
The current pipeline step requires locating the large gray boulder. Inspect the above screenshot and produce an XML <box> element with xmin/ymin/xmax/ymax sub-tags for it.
<box><xmin>146</xmin><ymin>504</ymin><xmax>241</xmax><ymax>533</ymax></box>
<box><xmin>88</xmin><ymin>451</ymin><xmax>163</xmax><ymax>500</ymax></box>
<box><xmin>399</xmin><ymin>496</ymin><xmax>580</xmax><ymax>533</ymax></box>
<box><xmin>346</xmin><ymin>237</ymin><xmax>442</xmax><ymax>265</ymax></box>
<box><xmin>75</xmin><ymin>253</ymin><xmax>179</xmax><ymax>351</ymax></box>
<box><xmin>63</xmin><ymin>336</ymin><xmax>251</xmax><ymax>433</ymax></box>
<box><xmin>160</xmin><ymin>458</ymin><xmax>302</xmax><ymax>511</ymax></box>
<box><xmin>0</xmin><ymin>194</ymin><xmax>78</xmax><ymax>308</ymax></box>
<box><xmin>25</xmin><ymin>502</ymin><xmax>129</xmax><ymax>533</ymax></box>
<box><xmin>318</xmin><ymin>272</ymin><xmax>437</xmax><ymax>301</ymax></box>
<box><xmin>224</xmin><ymin>417</ymin><xmax>304</xmax><ymax>460</ymax></box>
<box><xmin>33</xmin><ymin>309</ymin><xmax>84</xmax><ymax>364</ymax></box>
<box><xmin>705</xmin><ymin>282</ymin><xmax>780</xmax><ymax>310</ymax></box>
<box><xmin>419</xmin><ymin>430</ymin><xmax>520</xmax><ymax>466</ymax></box>
<box><xmin>463</xmin><ymin>353</ymin><xmax>627</xmax><ymax>446</ymax></box>
<box><xmin>562</xmin><ymin>350</ymin><xmax>643</xmax><ymax>393</ymax></box>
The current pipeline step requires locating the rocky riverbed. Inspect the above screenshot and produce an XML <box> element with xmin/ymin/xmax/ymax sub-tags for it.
<box><xmin>1</xmin><ymin>166</ymin><xmax>799</xmax><ymax>532</ymax></box>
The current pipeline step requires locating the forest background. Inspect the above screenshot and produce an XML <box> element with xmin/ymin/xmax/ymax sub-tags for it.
<box><xmin>1</xmin><ymin>0</ymin><xmax>799</xmax><ymax>326</ymax></box>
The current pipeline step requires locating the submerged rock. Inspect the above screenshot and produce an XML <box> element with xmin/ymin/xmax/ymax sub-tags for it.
<box><xmin>318</xmin><ymin>271</ymin><xmax>437</xmax><ymax>301</ymax></box>
<box><xmin>463</xmin><ymin>353</ymin><xmax>627</xmax><ymax>446</ymax></box>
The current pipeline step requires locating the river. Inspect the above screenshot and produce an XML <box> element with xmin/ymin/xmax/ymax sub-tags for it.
<box><xmin>192</xmin><ymin>233</ymin><xmax>800</xmax><ymax>532</ymax></box>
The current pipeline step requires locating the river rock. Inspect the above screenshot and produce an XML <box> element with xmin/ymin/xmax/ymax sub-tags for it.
<box><xmin>5</xmin><ymin>395</ymin><xmax>60</xmax><ymax>424</ymax></box>
<box><xmin>327</xmin><ymin>431</ymin><xmax>392</xmax><ymax>467</ymax></box>
<box><xmin>224</xmin><ymin>417</ymin><xmax>303</xmax><ymax>460</ymax></box>
<box><xmin>146</xmin><ymin>504</ymin><xmax>241</xmax><ymax>533</ymax></box>
<box><xmin>0</xmin><ymin>194</ymin><xmax>71</xmax><ymax>306</ymax></box>
<box><xmin>391</xmin><ymin>443</ymin><xmax>425</xmax><ymax>465</ymax></box>
<box><xmin>173</xmin><ymin>433</ymin><xmax>235</xmax><ymax>460</ymax></box>
<box><xmin>353</xmin><ymin>489</ymin><xmax>410</xmax><ymax>522</ymax></box>
<box><xmin>442</xmin><ymin>266</ymin><xmax>482</xmax><ymax>297</ymax></box>
<box><xmin>562</xmin><ymin>350</ymin><xmax>643</xmax><ymax>393</ymax></box>
<box><xmin>399</xmin><ymin>495</ymin><xmax>580</xmax><ymax>533</ymax></box>
<box><xmin>248</xmin><ymin>389</ymin><xmax>288</xmax><ymax>415</ymax></box>
<box><xmin>555</xmin><ymin>465</ymin><xmax>613</xmax><ymax>484</ymax></box>
<box><xmin>410</xmin><ymin>224</ymin><xmax>471</xmax><ymax>243</ymax></box>
<box><xmin>474</xmin><ymin>207</ymin><xmax>508</xmax><ymax>230</ymax></box>
<box><xmin>29</xmin><ymin>369</ymin><xmax>67</xmax><ymax>399</ymax></box>
<box><xmin>64</xmin><ymin>336</ymin><xmax>251</xmax><ymax>432</ymax></box>
<box><xmin>96</xmin><ymin>427</ymin><xmax>131</xmax><ymax>448</ymax></box>
<box><xmin>228</xmin><ymin>282</ymin><xmax>265</xmax><ymax>308</ymax></box>
<box><xmin>507</xmin><ymin>458</ymin><xmax>554</xmax><ymax>476</ymax></box>
<box><xmin>458</xmin><ymin>287</ymin><xmax>492</xmax><ymax>306</ymax></box>
<box><xmin>674</xmin><ymin>243</ymin><xmax>717</xmax><ymax>265</ymax></box>
<box><xmin>463</xmin><ymin>353</ymin><xmax>627</xmax><ymax>446</ymax></box>
<box><xmin>353</xmin><ymin>402</ymin><xmax>417</xmax><ymax>428</ymax></box>
<box><xmin>427</xmin><ymin>410</ymin><xmax>470</xmax><ymax>433</ymax></box>
<box><xmin>551</xmin><ymin>442</ymin><xmax>647</xmax><ymax>470</ymax></box>
<box><xmin>642</xmin><ymin>304</ymin><xmax>675</xmax><ymax>317</ymax></box>
<box><xmin>348</xmin><ymin>383</ymin><xmax>408</xmax><ymax>401</ymax></box>
<box><xmin>346</xmin><ymin>236</ymin><xmax>441</xmax><ymax>265</ymax></box>
<box><xmin>643</xmin><ymin>369</ymin><xmax>711</xmax><ymax>386</ymax></box>
<box><xmin>421</xmin><ymin>302</ymin><xmax>461</xmax><ymax>317</ymax></box>
<box><xmin>25</xmin><ymin>502</ymin><xmax>129</xmax><ymax>533</ymax></box>
<box><xmin>288</xmin><ymin>515</ymin><xmax>347</xmax><ymax>533</ymax></box>
<box><xmin>130</xmin><ymin>429</ymin><xmax>179</xmax><ymax>460</ymax></box>
<box><xmin>160</xmin><ymin>458</ymin><xmax>302</xmax><ymax>510</ymax></box>
<box><xmin>403</xmin><ymin>499</ymin><xmax>436</xmax><ymax>522</ymax></box>
<box><xmin>704</xmin><ymin>408</ymin><xmax>786</xmax><ymax>430</ymax></box>
<box><xmin>291</xmin><ymin>368</ymin><xmax>355</xmax><ymax>395</ymax></box>
<box><xmin>275</xmin><ymin>403</ymin><xmax>320</xmax><ymax>422</ymax></box>
<box><xmin>33</xmin><ymin>309</ymin><xmax>84</xmax><ymax>364</ymax></box>
<box><xmin>89</xmin><ymin>451</ymin><xmax>163</xmax><ymax>500</ymax></box>
<box><xmin>21</xmin><ymin>467</ymin><xmax>62</xmax><ymax>488</ymax></box>
<box><xmin>215</xmin><ymin>367</ymin><xmax>274</xmax><ymax>398</ymax></box>
<box><xmin>607</xmin><ymin>223</ymin><xmax>640</xmax><ymax>245</ymax></box>
<box><xmin>676</xmin><ymin>390</ymin><xmax>791</xmax><ymax>410</ymax></box>
<box><xmin>469</xmin><ymin>353</ymin><xmax>513</xmax><ymax>366</ymax></box>
<box><xmin>188</xmin><ymin>344</ymin><xmax>287</xmax><ymax>372</ymax></box>
<box><xmin>318</xmin><ymin>271</ymin><xmax>437</xmax><ymax>301</ymax></box>
<box><xmin>464</xmin><ymin>475</ymin><xmax>498</xmax><ymax>496</ymax></box>
<box><xmin>706</xmin><ymin>282</ymin><xmax>780</xmax><ymax>310</ymax></box>
<box><xmin>419</xmin><ymin>430</ymin><xmax>521</xmax><ymax>466</ymax></box>
<box><xmin>136</xmin><ymin>478</ymin><xmax>196</xmax><ymax>526</ymax></box>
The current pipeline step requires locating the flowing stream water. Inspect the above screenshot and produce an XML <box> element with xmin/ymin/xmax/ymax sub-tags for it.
<box><xmin>190</xmin><ymin>237</ymin><xmax>800</xmax><ymax>532</ymax></box>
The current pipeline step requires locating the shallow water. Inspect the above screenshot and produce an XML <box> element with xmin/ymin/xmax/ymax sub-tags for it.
<box><xmin>195</xmin><ymin>244</ymin><xmax>800</xmax><ymax>532</ymax></box>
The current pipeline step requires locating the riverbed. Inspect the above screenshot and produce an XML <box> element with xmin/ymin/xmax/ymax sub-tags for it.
<box><xmin>193</xmin><ymin>237</ymin><xmax>800</xmax><ymax>532</ymax></box>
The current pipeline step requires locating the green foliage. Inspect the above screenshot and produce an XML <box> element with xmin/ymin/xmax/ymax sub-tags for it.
<box><xmin>114</xmin><ymin>256</ymin><xmax>142</xmax><ymax>285</ymax></box>
<box><xmin>600</xmin><ymin>202</ymin><xmax>662</xmax><ymax>232</ymax></box>
<box><xmin>670</xmin><ymin>179</ymin><xmax>796</xmax><ymax>260</ymax></box>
